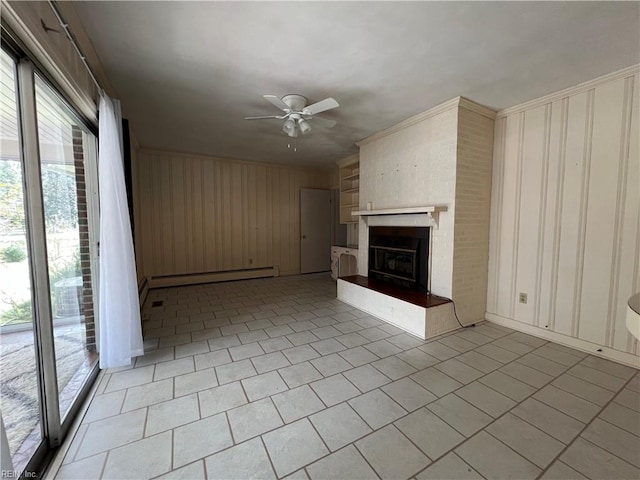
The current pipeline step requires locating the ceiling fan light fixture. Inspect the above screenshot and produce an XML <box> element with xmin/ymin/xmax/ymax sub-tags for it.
<box><xmin>298</xmin><ymin>118</ymin><xmax>311</xmax><ymax>135</ymax></box>
<box><xmin>248</xmin><ymin>94</ymin><xmax>339</xmax><ymax>138</ymax></box>
<box><xmin>282</xmin><ymin>118</ymin><xmax>296</xmax><ymax>137</ymax></box>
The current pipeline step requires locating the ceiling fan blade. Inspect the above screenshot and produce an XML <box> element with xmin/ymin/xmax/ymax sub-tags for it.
<box><xmin>302</xmin><ymin>97</ymin><xmax>339</xmax><ymax>115</ymax></box>
<box><xmin>307</xmin><ymin>116</ymin><xmax>336</xmax><ymax>128</ymax></box>
<box><xmin>263</xmin><ymin>95</ymin><xmax>291</xmax><ymax>111</ymax></box>
<box><xmin>244</xmin><ymin>115</ymin><xmax>286</xmax><ymax>120</ymax></box>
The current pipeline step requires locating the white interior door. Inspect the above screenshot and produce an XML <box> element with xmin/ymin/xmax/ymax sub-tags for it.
<box><xmin>300</xmin><ymin>188</ymin><xmax>331</xmax><ymax>273</ymax></box>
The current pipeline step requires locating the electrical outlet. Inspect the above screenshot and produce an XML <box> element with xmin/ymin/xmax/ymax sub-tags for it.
<box><xmin>519</xmin><ymin>292</ymin><xmax>528</xmax><ymax>304</ymax></box>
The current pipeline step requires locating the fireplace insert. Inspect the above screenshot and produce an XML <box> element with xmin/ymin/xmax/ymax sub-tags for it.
<box><xmin>368</xmin><ymin>226</ymin><xmax>429</xmax><ymax>294</ymax></box>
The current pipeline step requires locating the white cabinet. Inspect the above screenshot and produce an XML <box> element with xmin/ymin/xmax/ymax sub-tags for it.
<box><xmin>331</xmin><ymin>246</ymin><xmax>358</xmax><ymax>280</ymax></box>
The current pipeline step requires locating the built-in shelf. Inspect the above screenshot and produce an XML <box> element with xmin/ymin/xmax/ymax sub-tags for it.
<box><xmin>338</xmin><ymin>156</ymin><xmax>360</xmax><ymax>224</ymax></box>
<box><xmin>342</xmin><ymin>173</ymin><xmax>360</xmax><ymax>181</ymax></box>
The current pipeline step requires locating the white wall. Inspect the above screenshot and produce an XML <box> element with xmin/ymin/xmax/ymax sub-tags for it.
<box><xmin>487</xmin><ymin>66</ymin><xmax>640</xmax><ymax>363</ymax></box>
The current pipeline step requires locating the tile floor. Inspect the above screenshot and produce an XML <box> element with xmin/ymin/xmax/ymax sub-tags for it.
<box><xmin>53</xmin><ymin>274</ymin><xmax>640</xmax><ymax>480</ymax></box>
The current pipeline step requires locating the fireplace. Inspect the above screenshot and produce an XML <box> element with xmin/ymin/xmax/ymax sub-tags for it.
<box><xmin>368</xmin><ymin>226</ymin><xmax>429</xmax><ymax>294</ymax></box>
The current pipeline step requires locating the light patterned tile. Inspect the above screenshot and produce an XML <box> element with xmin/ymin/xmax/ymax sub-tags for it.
<box><xmin>561</xmin><ymin>438</ymin><xmax>639</xmax><ymax>480</ymax></box>
<box><xmin>102</xmin><ymin>431</ymin><xmax>172</xmax><ymax>479</ymax></box>
<box><xmin>227</xmin><ymin>398</ymin><xmax>284</xmax><ymax>443</ymax></box>
<box><xmin>356</xmin><ymin>425</ymin><xmax>430</xmax><ymax>479</ymax></box>
<box><xmin>348</xmin><ymin>389</ymin><xmax>407</xmax><ymax>429</ymax></box>
<box><xmin>382</xmin><ymin>377</ymin><xmax>437</xmax><ymax>412</ymax></box>
<box><xmin>306</xmin><ymin>445</ymin><xmax>377</xmax><ymax>480</ymax></box>
<box><xmin>309</xmin><ymin>403</ymin><xmax>371</xmax><ymax>451</ymax></box>
<box><xmin>76</xmin><ymin>409</ymin><xmax>146</xmax><ymax>460</ymax></box>
<box><xmin>487</xmin><ymin>413</ymin><xmax>565</xmax><ymax>468</ymax></box>
<box><xmin>174</xmin><ymin>368</ymin><xmax>218</xmax><ymax>396</ymax></box>
<box><xmin>263</xmin><ymin>419</ymin><xmax>329</xmax><ymax>478</ymax></box>
<box><xmin>272</xmin><ymin>385</ymin><xmax>325</xmax><ymax>423</ymax></box>
<box><xmin>241</xmin><ymin>371</ymin><xmax>288</xmax><ymax>401</ymax></box>
<box><xmin>146</xmin><ymin>394</ymin><xmax>200</xmax><ymax>436</ymax></box>
<box><xmin>416</xmin><ymin>453</ymin><xmax>483</xmax><ymax>480</ymax></box>
<box><xmin>173</xmin><ymin>414</ymin><xmax>233</xmax><ymax>468</ymax></box>
<box><xmin>205</xmin><ymin>437</ymin><xmax>275</xmax><ymax>480</ymax></box>
<box><xmin>57</xmin><ymin>452</ymin><xmax>107</xmax><ymax>480</ymax></box>
<box><xmin>427</xmin><ymin>394</ymin><xmax>492</xmax><ymax>437</ymax></box>
<box><xmin>396</xmin><ymin>407</ymin><xmax>465</xmax><ymax>459</ymax></box>
<box><xmin>455</xmin><ymin>431</ymin><xmax>540</xmax><ymax>480</ymax></box>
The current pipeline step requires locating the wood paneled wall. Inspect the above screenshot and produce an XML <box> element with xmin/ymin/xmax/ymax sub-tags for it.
<box><xmin>487</xmin><ymin>67</ymin><xmax>640</xmax><ymax>361</ymax></box>
<box><xmin>135</xmin><ymin>150</ymin><xmax>332</xmax><ymax>278</ymax></box>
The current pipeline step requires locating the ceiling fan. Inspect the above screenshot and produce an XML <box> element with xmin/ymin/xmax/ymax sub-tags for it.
<box><xmin>245</xmin><ymin>94</ymin><xmax>339</xmax><ymax>137</ymax></box>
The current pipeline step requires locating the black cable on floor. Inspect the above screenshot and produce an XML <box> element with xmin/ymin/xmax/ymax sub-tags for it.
<box><xmin>452</xmin><ymin>298</ymin><xmax>475</xmax><ymax>329</ymax></box>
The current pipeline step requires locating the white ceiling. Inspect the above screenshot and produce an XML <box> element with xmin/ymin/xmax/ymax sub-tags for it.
<box><xmin>74</xmin><ymin>1</ymin><xmax>640</xmax><ymax>167</ymax></box>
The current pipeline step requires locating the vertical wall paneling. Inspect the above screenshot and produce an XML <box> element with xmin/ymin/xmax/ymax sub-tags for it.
<box><xmin>138</xmin><ymin>153</ymin><xmax>152</xmax><ymax>276</ymax></box>
<box><xmin>487</xmin><ymin>118</ymin><xmax>505</xmax><ymax>313</ymax></box>
<box><xmin>172</xmin><ymin>157</ymin><xmax>186</xmax><ymax>272</ymax></box>
<box><xmin>214</xmin><ymin>161</ymin><xmax>223</xmax><ymax>272</ymax></box>
<box><xmin>242</xmin><ymin>164</ymin><xmax>250</xmax><ymax>268</ymax></box>
<box><xmin>572</xmin><ymin>89</ymin><xmax>595</xmax><ymax>338</ymax></box>
<box><xmin>222</xmin><ymin>162</ymin><xmax>233</xmax><ymax>270</ymax></box>
<box><xmin>184</xmin><ymin>159</ymin><xmax>192</xmax><ymax>271</ymax></box>
<box><xmin>606</xmin><ymin>77</ymin><xmax>633</xmax><ymax>347</ymax></box>
<box><xmin>615</xmin><ymin>75</ymin><xmax>640</xmax><ymax>354</ymax></box>
<box><xmin>580</xmin><ymin>80</ymin><xmax>625</xmax><ymax>345</ymax></box>
<box><xmin>161</xmin><ymin>156</ymin><xmax>172</xmax><ymax>271</ymax></box>
<box><xmin>135</xmin><ymin>150</ymin><xmax>331</xmax><ymax>278</ymax></box>
<box><xmin>231</xmin><ymin>163</ymin><xmax>243</xmax><ymax>268</ymax></box>
<box><xmin>514</xmin><ymin>105</ymin><xmax>545</xmax><ymax>325</ymax></box>
<box><xmin>279</xmin><ymin>168</ymin><xmax>291</xmax><ymax>274</ymax></box>
<box><xmin>543</xmin><ymin>98</ymin><xmax>568</xmax><ymax>331</ymax></box>
<box><xmin>194</xmin><ymin>158</ymin><xmax>204</xmax><ymax>271</ymax></box>
<box><xmin>510</xmin><ymin>113</ymin><xmax>525</xmax><ymax>319</ymax></box>
<box><xmin>487</xmin><ymin>67</ymin><xmax>640</xmax><ymax>363</ymax></box>
<box><xmin>202</xmin><ymin>159</ymin><xmax>214</xmax><ymax>272</ymax></box>
<box><xmin>292</xmin><ymin>170</ymin><xmax>301</xmax><ymax>274</ymax></box>
<box><xmin>534</xmin><ymin>104</ymin><xmax>552</xmax><ymax>327</ymax></box>
<box><xmin>496</xmin><ymin>114</ymin><xmax>520</xmax><ymax>317</ymax></box>
<box><xmin>554</xmin><ymin>92</ymin><xmax>588</xmax><ymax>336</ymax></box>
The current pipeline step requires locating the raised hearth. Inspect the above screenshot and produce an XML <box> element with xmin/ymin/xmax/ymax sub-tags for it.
<box><xmin>337</xmin><ymin>275</ymin><xmax>458</xmax><ymax>339</ymax></box>
<box><xmin>340</xmin><ymin>275</ymin><xmax>449</xmax><ymax>309</ymax></box>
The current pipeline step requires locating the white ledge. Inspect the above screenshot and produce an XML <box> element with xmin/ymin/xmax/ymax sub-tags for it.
<box><xmin>353</xmin><ymin>205</ymin><xmax>448</xmax><ymax>216</ymax></box>
<box><xmin>353</xmin><ymin>205</ymin><xmax>448</xmax><ymax>229</ymax></box>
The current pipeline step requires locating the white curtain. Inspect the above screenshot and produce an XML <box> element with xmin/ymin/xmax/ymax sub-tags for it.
<box><xmin>98</xmin><ymin>94</ymin><xmax>143</xmax><ymax>368</ymax></box>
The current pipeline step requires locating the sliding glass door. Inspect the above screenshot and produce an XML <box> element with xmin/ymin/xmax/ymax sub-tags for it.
<box><xmin>0</xmin><ymin>46</ymin><xmax>43</xmax><ymax>476</ymax></box>
<box><xmin>34</xmin><ymin>75</ymin><xmax>99</xmax><ymax>422</ymax></box>
<box><xmin>0</xmin><ymin>46</ymin><xmax>99</xmax><ymax>477</ymax></box>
